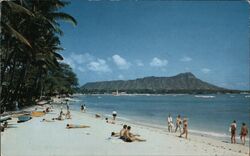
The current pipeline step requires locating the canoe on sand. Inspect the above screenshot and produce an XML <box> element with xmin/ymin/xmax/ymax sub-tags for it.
<box><xmin>31</xmin><ymin>111</ymin><xmax>45</xmax><ymax>117</ymax></box>
<box><xmin>0</xmin><ymin>115</ymin><xmax>11</xmax><ymax>122</ymax></box>
<box><xmin>17</xmin><ymin>115</ymin><xmax>32</xmax><ymax>123</ymax></box>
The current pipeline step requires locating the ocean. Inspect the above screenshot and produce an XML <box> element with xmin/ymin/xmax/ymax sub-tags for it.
<box><xmin>70</xmin><ymin>94</ymin><xmax>250</xmax><ymax>141</ymax></box>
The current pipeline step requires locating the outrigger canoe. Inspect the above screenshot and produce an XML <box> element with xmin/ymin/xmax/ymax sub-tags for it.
<box><xmin>17</xmin><ymin>115</ymin><xmax>32</xmax><ymax>123</ymax></box>
<box><xmin>31</xmin><ymin>111</ymin><xmax>45</xmax><ymax>117</ymax></box>
<box><xmin>0</xmin><ymin>115</ymin><xmax>11</xmax><ymax>122</ymax></box>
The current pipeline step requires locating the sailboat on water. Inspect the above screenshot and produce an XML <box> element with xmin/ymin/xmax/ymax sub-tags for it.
<box><xmin>112</xmin><ymin>90</ymin><xmax>119</xmax><ymax>96</ymax></box>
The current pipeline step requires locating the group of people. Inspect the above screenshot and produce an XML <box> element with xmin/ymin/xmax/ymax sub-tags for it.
<box><xmin>230</xmin><ymin>120</ymin><xmax>248</xmax><ymax>145</ymax></box>
<box><xmin>167</xmin><ymin>114</ymin><xmax>188</xmax><ymax>139</ymax></box>
<box><xmin>80</xmin><ymin>104</ymin><xmax>86</xmax><ymax>112</ymax></box>
<box><xmin>111</xmin><ymin>124</ymin><xmax>146</xmax><ymax>142</ymax></box>
<box><xmin>42</xmin><ymin>103</ymin><xmax>71</xmax><ymax>121</ymax></box>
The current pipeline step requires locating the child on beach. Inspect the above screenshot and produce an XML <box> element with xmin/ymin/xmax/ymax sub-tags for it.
<box><xmin>112</xmin><ymin>111</ymin><xmax>117</xmax><ymax>120</ymax></box>
<box><xmin>65</xmin><ymin>110</ymin><xmax>71</xmax><ymax>119</ymax></box>
<box><xmin>240</xmin><ymin>123</ymin><xmax>248</xmax><ymax>145</ymax></box>
<box><xmin>175</xmin><ymin>115</ymin><xmax>182</xmax><ymax>133</ymax></box>
<box><xmin>230</xmin><ymin>120</ymin><xmax>237</xmax><ymax>144</ymax></box>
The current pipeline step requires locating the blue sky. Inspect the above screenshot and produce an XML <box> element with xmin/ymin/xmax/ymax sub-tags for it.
<box><xmin>59</xmin><ymin>0</ymin><xmax>249</xmax><ymax>90</ymax></box>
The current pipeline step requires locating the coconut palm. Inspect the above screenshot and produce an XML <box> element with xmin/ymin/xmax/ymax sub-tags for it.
<box><xmin>1</xmin><ymin>0</ymin><xmax>78</xmax><ymax>111</ymax></box>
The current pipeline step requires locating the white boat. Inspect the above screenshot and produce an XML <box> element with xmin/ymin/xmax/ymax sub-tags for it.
<box><xmin>195</xmin><ymin>95</ymin><xmax>215</xmax><ymax>98</ymax></box>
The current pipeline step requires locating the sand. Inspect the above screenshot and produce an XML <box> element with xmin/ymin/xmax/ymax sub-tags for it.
<box><xmin>1</xmin><ymin>105</ymin><xmax>249</xmax><ymax>156</ymax></box>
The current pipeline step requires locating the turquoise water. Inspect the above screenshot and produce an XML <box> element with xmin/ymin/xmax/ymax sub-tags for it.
<box><xmin>70</xmin><ymin>94</ymin><xmax>250</xmax><ymax>140</ymax></box>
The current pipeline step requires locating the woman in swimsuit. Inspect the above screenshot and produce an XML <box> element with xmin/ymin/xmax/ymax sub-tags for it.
<box><xmin>230</xmin><ymin>120</ymin><xmax>237</xmax><ymax>144</ymax></box>
<box><xmin>179</xmin><ymin>118</ymin><xmax>188</xmax><ymax>139</ymax></box>
<box><xmin>66</xmin><ymin>124</ymin><xmax>90</xmax><ymax>129</ymax></box>
<box><xmin>240</xmin><ymin>123</ymin><xmax>248</xmax><ymax>145</ymax></box>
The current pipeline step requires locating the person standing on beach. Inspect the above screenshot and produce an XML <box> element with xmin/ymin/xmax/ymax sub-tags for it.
<box><xmin>230</xmin><ymin>120</ymin><xmax>237</xmax><ymax>144</ymax></box>
<box><xmin>240</xmin><ymin>123</ymin><xmax>248</xmax><ymax>145</ymax></box>
<box><xmin>175</xmin><ymin>115</ymin><xmax>182</xmax><ymax>133</ymax></box>
<box><xmin>66</xmin><ymin>102</ymin><xmax>69</xmax><ymax>111</ymax></box>
<box><xmin>80</xmin><ymin>104</ymin><xmax>84</xmax><ymax>112</ymax></box>
<box><xmin>112</xmin><ymin>111</ymin><xmax>117</xmax><ymax>120</ymax></box>
<box><xmin>179</xmin><ymin>118</ymin><xmax>188</xmax><ymax>139</ymax></box>
<box><xmin>83</xmin><ymin>104</ymin><xmax>86</xmax><ymax>112</ymax></box>
<box><xmin>167</xmin><ymin>114</ymin><xmax>173</xmax><ymax>132</ymax></box>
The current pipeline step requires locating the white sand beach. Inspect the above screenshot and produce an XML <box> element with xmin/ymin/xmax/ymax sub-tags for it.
<box><xmin>1</xmin><ymin>105</ymin><xmax>249</xmax><ymax>156</ymax></box>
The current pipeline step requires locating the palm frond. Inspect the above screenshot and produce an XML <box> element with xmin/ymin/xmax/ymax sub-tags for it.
<box><xmin>52</xmin><ymin>52</ymin><xmax>63</xmax><ymax>60</ymax></box>
<box><xmin>4</xmin><ymin>1</ymin><xmax>34</xmax><ymax>16</ymax></box>
<box><xmin>2</xmin><ymin>22</ymin><xmax>32</xmax><ymax>48</ymax></box>
<box><xmin>49</xmin><ymin>12</ymin><xmax>77</xmax><ymax>26</ymax></box>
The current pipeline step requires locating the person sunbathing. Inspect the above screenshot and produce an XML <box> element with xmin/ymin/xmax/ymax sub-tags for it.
<box><xmin>123</xmin><ymin>126</ymin><xmax>146</xmax><ymax>142</ymax></box>
<box><xmin>105</xmin><ymin>118</ymin><xmax>115</xmax><ymax>124</ymax></box>
<box><xmin>95</xmin><ymin>114</ymin><xmax>101</xmax><ymax>118</ymax></box>
<box><xmin>66</xmin><ymin>124</ymin><xmax>90</xmax><ymax>129</ymax></box>
<box><xmin>41</xmin><ymin>118</ymin><xmax>55</xmax><ymax>122</ymax></box>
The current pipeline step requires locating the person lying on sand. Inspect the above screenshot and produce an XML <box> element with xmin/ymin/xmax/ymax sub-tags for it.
<box><xmin>123</xmin><ymin>126</ymin><xmax>146</xmax><ymax>142</ymax></box>
<box><xmin>105</xmin><ymin>118</ymin><xmax>115</xmax><ymax>124</ymax></box>
<box><xmin>41</xmin><ymin>118</ymin><xmax>55</xmax><ymax>122</ymax></box>
<box><xmin>66</xmin><ymin>124</ymin><xmax>90</xmax><ymax>129</ymax></box>
<box><xmin>95</xmin><ymin>114</ymin><xmax>101</xmax><ymax>118</ymax></box>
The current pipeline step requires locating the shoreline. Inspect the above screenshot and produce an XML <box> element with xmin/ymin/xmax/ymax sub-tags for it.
<box><xmin>72</xmin><ymin>106</ymin><xmax>250</xmax><ymax>146</ymax></box>
<box><xmin>1</xmin><ymin>103</ymin><xmax>249</xmax><ymax>156</ymax></box>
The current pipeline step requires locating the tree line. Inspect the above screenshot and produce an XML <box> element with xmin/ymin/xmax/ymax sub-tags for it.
<box><xmin>1</xmin><ymin>0</ymin><xmax>78</xmax><ymax>111</ymax></box>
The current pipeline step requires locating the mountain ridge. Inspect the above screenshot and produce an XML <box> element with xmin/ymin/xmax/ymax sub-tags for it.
<box><xmin>80</xmin><ymin>72</ymin><xmax>231</xmax><ymax>94</ymax></box>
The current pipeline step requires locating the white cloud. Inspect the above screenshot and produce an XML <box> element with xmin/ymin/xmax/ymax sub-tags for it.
<box><xmin>180</xmin><ymin>56</ymin><xmax>192</xmax><ymax>62</ymax></box>
<box><xmin>70</xmin><ymin>53</ymin><xmax>93</xmax><ymax>64</ymax></box>
<box><xmin>87</xmin><ymin>59</ymin><xmax>111</xmax><ymax>73</ymax></box>
<box><xmin>112</xmin><ymin>54</ymin><xmax>131</xmax><ymax>69</ymax></box>
<box><xmin>201</xmin><ymin>68</ymin><xmax>211</xmax><ymax>74</ymax></box>
<box><xmin>77</xmin><ymin>67</ymin><xmax>85</xmax><ymax>72</ymax></box>
<box><xmin>135</xmin><ymin>60</ymin><xmax>144</xmax><ymax>66</ymax></box>
<box><xmin>150</xmin><ymin>57</ymin><xmax>168</xmax><ymax>67</ymax></box>
<box><xmin>118</xmin><ymin>74</ymin><xmax>124</xmax><ymax>79</ymax></box>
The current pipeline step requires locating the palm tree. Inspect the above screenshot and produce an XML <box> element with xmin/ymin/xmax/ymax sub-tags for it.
<box><xmin>1</xmin><ymin>0</ymin><xmax>78</xmax><ymax>111</ymax></box>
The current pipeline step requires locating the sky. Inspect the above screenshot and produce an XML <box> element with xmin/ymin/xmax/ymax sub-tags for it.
<box><xmin>59</xmin><ymin>0</ymin><xmax>249</xmax><ymax>90</ymax></box>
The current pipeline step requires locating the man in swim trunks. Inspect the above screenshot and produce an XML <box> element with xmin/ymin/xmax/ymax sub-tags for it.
<box><xmin>240</xmin><ymin>122</ymin><xmax>248</xmax><ymax>145</ymax></box>
<box><xmin>167</xmin><ymin>114</ymin><xmax>173</xmax><ymax>132</ymax></box>
<box><xmin>110</xmin><ymin>125</ymin><xmax>127</xmax><ymax>138</ymax></box>
<box><xmin>175</xmin><ymin>115</ymin><xmax>182</xmax><ymax>133</ymax></box>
